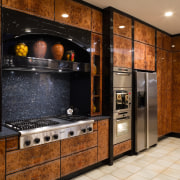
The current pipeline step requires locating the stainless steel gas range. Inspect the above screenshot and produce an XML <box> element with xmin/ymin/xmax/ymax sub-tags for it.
<box><xmin>6</xmin><ymin>116</ymin><xmax>94</xmax><ymax>149</ymax></box>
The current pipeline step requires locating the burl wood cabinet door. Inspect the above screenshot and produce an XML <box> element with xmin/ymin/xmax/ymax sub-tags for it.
<box><xmin>172</xmin><ymin>36</ymin><xmax>180</xmax><ymax>51</ymax></box>
<box><xmin>28</xmin><ymin>0</ymin><xmax>54</xmax><ymax>20</ymax></box>
<box><xmin>134</xmin><ymin>21</ymin><xmax>155</xmax><ymax>46</ymax></box>
<box><xmin>55</xmin><ymin>0</ymin><xmax>91</xmax><ymax>30</ymax></box>
<box><xmin>92</xmin><ymin>9</ymin><xmax>102</xmax><ymax>34</ymax></box>
<box><xmin>157</xmin><ymin>48</ymin><xmax>162</xmax><ymax>137</ymax></box>
<box><xmin>113</xmin><ymin>12</ymin><xmax>132</xmax><ymax>38</ymax></box>
<box><xmin>2</xmin><ymin>0</ymin><xmax>28</xmax><ymax>12</ymax></box>
<box><xmin>0</xmin><ymin>139</ymin><xmax>5</xmax><ymax>180</ymax></box>
<box><xmin>113</xmin><ymin>35</ymin><xmax>132</xmax><ymax>68</ymax></box>
<box><xmin>61</xmin><ymin>147</ymin><xmax>97</xmax><ymax>177</ymax></box>
<box><xmin>145</xmin><ymin>45</ymin><xmax>155</xmax><ymax>71</ymax></box>
<box><xmin>172</xmin><ymin>52</ymin><xmax>180</xmax><ymax>133</ymax></box>
<box><xmin>98</xmin><ymin>119</ymin><xmax>109</xmax><ymax>161</ymax></box>
<box><xmin>6</xmin><ymin>159</ymin><xmax>60</xmax><ymax>180</ymax></box>
<box><xmin>157</xmin><ymin>31</ymin><xmax>171</xmax><ymax>51</ymax></box>
<box><xmin>134</xmin><ymin>41</ymin><xmax>146</xmax><ymax>70</ymax></box>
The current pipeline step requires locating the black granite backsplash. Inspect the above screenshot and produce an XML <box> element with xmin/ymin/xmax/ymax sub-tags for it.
<box><xmin>2</xmin><ymin>71</ymin><xmax>70</xmax><ymax>122</ymax></box>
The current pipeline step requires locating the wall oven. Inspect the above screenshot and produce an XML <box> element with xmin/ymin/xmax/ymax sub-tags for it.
<box><xmin>113</xmin><ymin>111</ymin><xmax>131</xmax><ymax>145</ymax></box>
<box><xmin>113</xmin><ymin>88</ymin><xmax>132</xmax><ymax>113</ymax></box>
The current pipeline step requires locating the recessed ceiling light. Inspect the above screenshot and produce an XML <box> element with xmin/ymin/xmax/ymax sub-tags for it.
<box><xmin>61</xmin><ymin>14</ymin><xmax>69</xmax><ymax>18</ymax></box>
<box><xmin>119</xmin><ymin>25</ymin><xmax>125</xmax><ymax>29</ymax></box>
<box><xmin>164</xmin><ymin>11</ymin><xmax>173</xmax><ymax>17</ymax></box>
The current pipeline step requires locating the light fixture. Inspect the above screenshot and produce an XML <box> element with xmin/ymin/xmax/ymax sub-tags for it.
<box><xmin>164</xmin><ymin>11</ymin><xmax>173</xmax><ymax>17</ymax></box>
<box><xmin>119</xmin><ymin>25</ymin><xmax>125</xmax><ymax>29</ymax></box>
<box><xmin>172</xmin><ymin>44</ymin><xmax>175</xmax><ymax>48</ymax></box>
<box><xmin>32</xmin><ymin>68</ymin><xmax>36</xmax><ymax>71</ymax></box>
<box><xmin>59</xmin><ymin>69</ymin><xmax>62</xmax><ymax>72</ymax></box>
<box><xmin>61</xmin><ymin>14</ymin><xmax>69</xmax><ymax>18</ymax></box>
<box><xmin>25</xmin><ymin>28</ymin><xmax>31</xmax><ymax>33</ymax></box>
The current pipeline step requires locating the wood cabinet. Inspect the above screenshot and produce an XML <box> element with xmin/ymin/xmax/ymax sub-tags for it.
<box><xmin>92</xmin><ymin>9</ymin><xmax>102</xmax><ymax>34</ymax></box>
<box><xmin>113</xmin><ymin>140</ymin><xmax>131</xmax><ymax>157</ymax></box>
<box><xmin>61</xmin><ymin>147</ymin><xmax>97</xmax><ymax>177</ymax></box>
<box><xmin>6</xmin><ymin>141</ymin><xmax>60</xmax><ymax>174</ymax></box>
<box><xmin>91</xmin><ymin>33</ymin><xmax>102</xmax><ymax>116</ymax></box>
<box><xmin>134</xmin><ymin>41</ymin><xmax>155</xmax><ymax>71</ymax></box>
<box><xmin>98</xmin><ymin>119</ymin><xmax>109</xmax><ymax>161</ymax></box>
<box><xmin>157</xmin><ymin>48</ymin><xmax>172</xmax><ymax>137</ymax></box>
<box><xmin>157</xmin><ymin>31</ymin><xmax>171</xmax><ymax>51</ymax></box>
<box><xmin>134</xmin><ymin>21</ymin><xmax>155</xmax><ymax>46</ymax></box>
<box><xmin>2</xmin><ymin>0</ymin><xmax>54</xmax><ymax>20</ymax></box>
<box><xmin>113</xmin><ymin>35</ymin><xmax>132</xmax><ymax>68</ymax></box>
<box><xmin>61</xmin><ymin>132</ymin><xmax>97</xmax><ymax>157</ymax></box>
<box><xmin>172</xmin><ymin>36</ymin><xmax>180</xmax><ymax>51</ymax></box>
<box><xmin>6</xmin><ymin>136</ymin><xmax>18</xmax><ymax>152</ymax></box>
<box><xmin>113</xmin><ymin>12</ymin><xmax>132</xmax><ymax>38</ymax></box>
<box><xmin>0</xmin><ymin>139</ymin><xmax>5</xmax><ymax>180</ymax></box>
<box><xmin>55</xmin><ymin>0</ymin><xmax>91</xmax><ymax>31</ymax></box>
<box><xmin>172</xmin><ymin>52</ymin><xmax>180</xmax><ymax>132</ymax></box>
<box><xmin>6</xmin><ymin>159</ymin><xmax>60</xmax><ymax>180</ymax></box>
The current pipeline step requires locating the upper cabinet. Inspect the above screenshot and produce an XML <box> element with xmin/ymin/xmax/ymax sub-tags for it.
<box><xmin>157</xmin><ymin>31</ymin><xmax>171</xmax><ymax>51</ymax></box>
<box><xmin>134</xmin><ymin>41</ymin><xmax>155</xmax><ymax>71</ymax></box>
<box><xmin>134</xmin><ymin>21</ymin><xmax>155</xmax><ymax>46</ymax></box>
<box><xmin>172</xmin><ymin>36</ymin><xmax>180</xmax><ymax>51</ymax></box>
<box><xmin>2</xmin><ymin>0</ymin><xmax>54</xmax><ymax>20</ymax></box>
<box><xmin>92</xmin><ymin>9</ymin><xmax>102</xmax><ymax>34</ymax></box>
<box><xmin>113</xmin><ymin>12</ymin><xmax>132</xmax><ymax>39</ymax></box>
<box><xmin>55</xmin><ymin>0</ymin><xmax>91</xmax><ymax>31</ymax></box>
<box><xmin>113</xmin><ymin>35</ymin><xmax>132</xmax><ymax>68</ymax></box>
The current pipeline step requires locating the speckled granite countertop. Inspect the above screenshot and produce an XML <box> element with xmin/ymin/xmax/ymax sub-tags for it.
<box><xmin>0</xmin><ymin>126</ymin><xmax>19</xmax><ymax>139</ymax></box>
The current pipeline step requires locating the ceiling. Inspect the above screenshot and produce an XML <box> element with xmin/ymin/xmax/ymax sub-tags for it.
<box><xmin>83</xmin><ymin>0</ymin><xmax>180</xmax><ymax>35</ymax></box>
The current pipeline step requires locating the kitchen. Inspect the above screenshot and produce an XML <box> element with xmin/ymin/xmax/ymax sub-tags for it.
<box><xmin>0</xmin><ymin>0</ymin><xmax>180</xmax><ymax>180</ymax></box>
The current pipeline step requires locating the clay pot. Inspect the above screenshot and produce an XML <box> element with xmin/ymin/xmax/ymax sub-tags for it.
<box><xmin>33</xmin><ymin>40</ymin><xmax>47</xmax><ymax>58</ymax></box>
<box><xmin>51</xmin><ymin>43</ymin><xmax>64</xmax><ymax>60</ymax></box>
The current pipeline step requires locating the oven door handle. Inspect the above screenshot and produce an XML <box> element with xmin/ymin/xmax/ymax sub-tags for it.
<box><xmin>115</xmin><ymin>72</ymin><xmax>131</xmax><ymax>76</ymax></box>
<box><xmin>116</xmin><ymin>116</ymin><xmax>130</xmax><ymax>121</ymax></box>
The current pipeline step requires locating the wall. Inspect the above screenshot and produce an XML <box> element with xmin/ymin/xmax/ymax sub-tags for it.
<box><xmin>2</xmin><ymin>71</ymin><xmax>70</xmax><ymax>122</ymax></box>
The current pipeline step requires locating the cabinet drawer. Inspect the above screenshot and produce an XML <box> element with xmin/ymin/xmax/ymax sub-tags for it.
<box><xmin>6</xmin><ymin>141</ymin><xmax>60</xmax><ymax>174</ymax></box>
<box><xmin>0</xmin><ymin>139</ymin><xmax>5</xmax><ymax>180</ymax></box>
<box><xmin>6</xmin><ymin>159</ymin><xmax>60</xmax><ymax>180</ymax></box>
<box><xmin>113</xmin><ymin>140</ymin><xmax>131</xmax><ymax>157</ymax></box>
<box><xmin>6</xmin><ymin>136</ymin><xmax>19</xmax><ymax>152</ymax></box>
<box><xmin>61</xmin><ymin>132</ymin><xmax>97</xmax><ymax>157</ymax></box>
<box><xmin>61</xmin><ymin>147</ymin><xmax>97</xmax><ymax>177</ymax></box>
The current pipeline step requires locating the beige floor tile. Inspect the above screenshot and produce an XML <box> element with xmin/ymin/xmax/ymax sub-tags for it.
<box><xmin>85</xmin><ymin>169</ymin><xmax>104</xmax><ymax>179</ymax></box>
<box><xmin>127</xmin><ymin>174</ymin><xmax>150</xmax><ymax>180</ymax></box>
<box><xmin>113</xmin><ymin>160</ymin><xmax>127</xmax><ymax>168</ymax></box>
<box><xmin>135</xmin><ymin>168</ymin><xmax>159</xmax><ymax>179</ymax></box>
<box><xmin>154</xmin><ymin>159</ymin><xmax>173</xmax><ymax>168</ymax></box>
<box><xmin>163</xmin><ymin>168</ymin><xmax>180</xmax><ymax>178</ymax></box>
<box><xmin>111</xmin><ymin>168</ymin><xmax>133</xmax><ymax>179</ymax></box>
<box><xmin>98</xmin><ymin>174</ymin><xmax>119</xmax><ymax>180</ymax></box>
<box><xmin>123</xmin><ymin>163</ymin><xmax>141</xmax><ymax>173</ymax></box>
<box><xmin>98</xmin><ymin>164</ymin><xmax>118</xmax><ymax>174</ymax></box>
<box><xmin>152</xmin><ymin>174</ymin><xmax>179</xmax><ymax>180</ymax></box>
<box><xmin>145</xmin><ymin>163</ymin><xmax>167</xmax><ymax>173</ymax></box>
<box><xmin>170</xmin><ymin>163</ymin><xmax>180</xmax><ymax>170</ymax></box>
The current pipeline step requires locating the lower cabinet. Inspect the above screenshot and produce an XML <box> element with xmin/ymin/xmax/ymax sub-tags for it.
<box><xmin>98</xmin><ymin>119</ymin><xmax>109</xmax><ymax>161</ymax></box>
<box><xmin>113</xmin><ymin>140</ymin><xmax>132</xmax><ymax>157</ymax></box>
<box><xmin>6</xmin><ymin>159</ymin><xmax>60</xmax><ymax>180</ymax></box>
<box><xmin>0</xmin><ymin>139</ymin><xmax>5</xmax><ymax>180</ymax></box>
<box><xmin>61</xmin><ymin>147</ymin><xmax>97</xmax><ymax>177</ymax></box>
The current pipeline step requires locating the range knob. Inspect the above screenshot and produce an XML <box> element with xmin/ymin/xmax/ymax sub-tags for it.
<box><xmin>44</xmin><ymin>136</ymin><xmax>50</xmax><ymax>141</ymax></box>
<box><xmin>53</xmin><ymin>134</ymin><xmax>58</xmax><ymax>140</ymax></box>
<box><xmin>25</xmin><ymin>140</ymin><xmax>31</xmax><ymax>146</ymax></box>
<box><xmin>81</xmin><ymin>129</ymin><xmax>86</xmax><ymax>133</ymax></box>
<box><xmin>69</xmin><ymin>131</ymin><xmax>74</xmax><ymax>136</ymax></box>
<box><xmin>87</xmin><ymin>127</ymin><xmax>92</xmax><ymax>132</ymax></box>
<box><xmin>34</xmin><ymin>138</ymin><xmax>40</xmax><ymax>144</ymax></box>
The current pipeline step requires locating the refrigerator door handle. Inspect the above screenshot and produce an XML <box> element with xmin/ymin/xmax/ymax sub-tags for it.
<box><xmin>146</xmin><ymin>73</ymin><xmax>149</xmax><ymax>149</ymax></box>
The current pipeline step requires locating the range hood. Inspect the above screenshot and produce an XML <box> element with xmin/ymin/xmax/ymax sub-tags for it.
<box><xmin>3</xmin><ymin>56</ymin><xmax>90</xmax><ymax>73</ymax></box>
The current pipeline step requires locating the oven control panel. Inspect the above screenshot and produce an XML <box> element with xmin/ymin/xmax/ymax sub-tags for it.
<box><xmin>20</xmin><ymin>123</ymin><xmax>93</xmax><ymax>149</ymax></box>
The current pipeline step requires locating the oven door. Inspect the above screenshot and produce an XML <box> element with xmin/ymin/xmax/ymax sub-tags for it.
<box><xmin>113</xmin><ymin>111</ymin><xmax>131</xmax><ymax>145</ymax></box>
<box><xmin>113</xmin><ymin>88</ymin><xmax>132</xmax><ymax>113</ymax></box>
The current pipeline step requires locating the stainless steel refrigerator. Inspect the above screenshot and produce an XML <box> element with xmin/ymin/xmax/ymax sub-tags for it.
<box><xmin>134</xmin><ymin>71</ymin><xmax>157</xmax><ymax>153</ymax></box>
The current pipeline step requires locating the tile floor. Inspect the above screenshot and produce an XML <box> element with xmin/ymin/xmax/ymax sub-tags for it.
<box><xmin>72</xmin><ymin>137</ymin><xmax>180</xmax><ymax>180</ymax></box>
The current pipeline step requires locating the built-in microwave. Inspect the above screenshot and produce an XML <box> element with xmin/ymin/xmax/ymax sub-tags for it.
<box><xmin>113</xmin><ymin>88</ymin><xmax>132</xmax><ymax>113</ymax></box>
